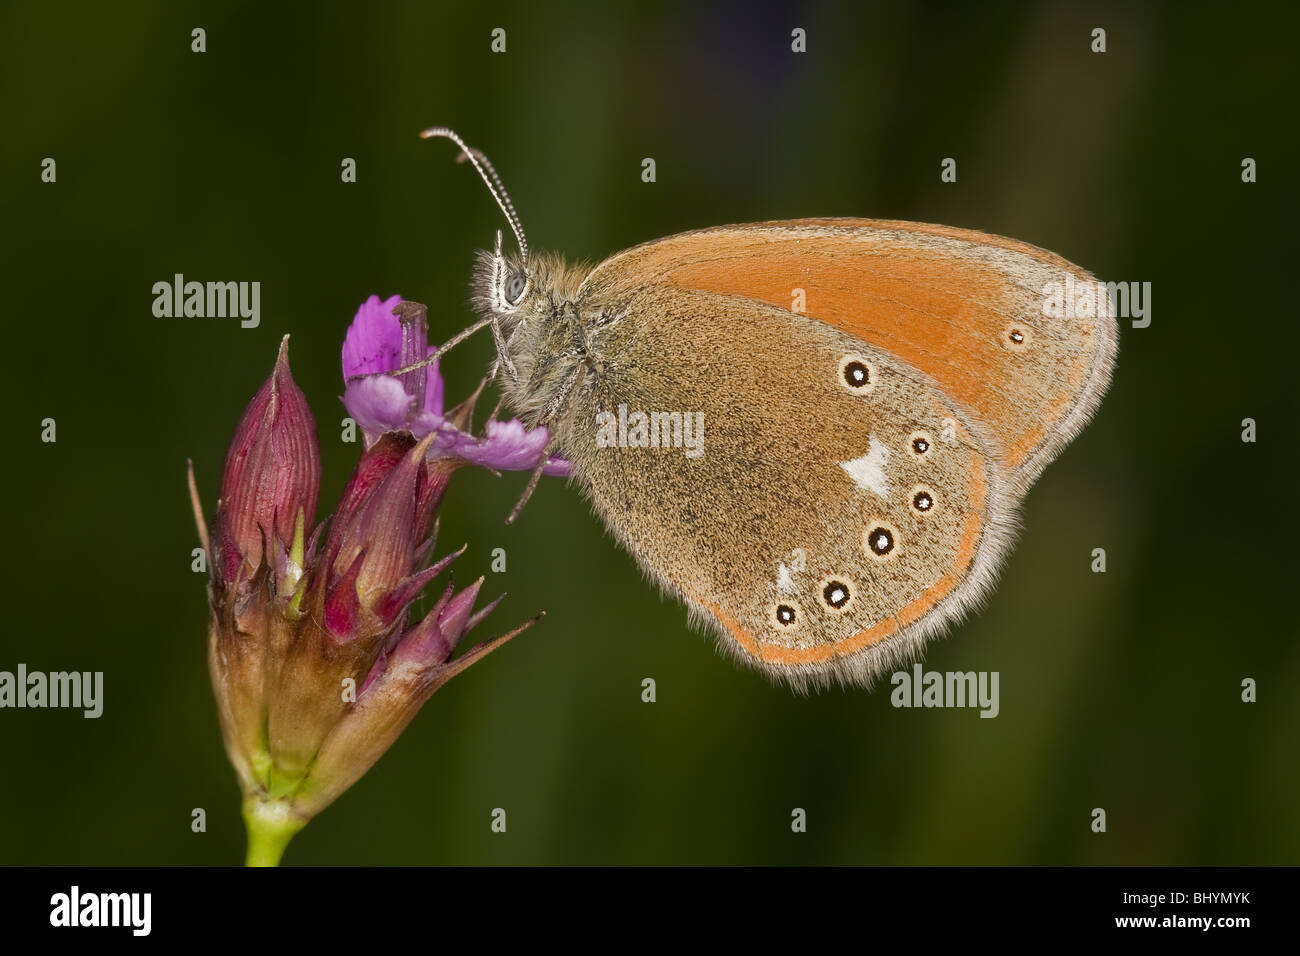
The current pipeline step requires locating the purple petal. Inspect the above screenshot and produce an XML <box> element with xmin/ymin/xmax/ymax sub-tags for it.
<box><xmin>341</xmin><ymin>295</ymin><xmax>448</xmax><ymax>436</ymax></box>
<box><xmin>342</xmin><ymin>376</ymin><xmax>412</xmax><ymax>446</ymax></box>
<box><xmin>341</xmin><ymin>294</ymin><xmax>403</xmax><ymax>379</ymax></box>
<box><xmin>339</xmin><ymin>293</ymin><xmax>570</xmax><ymax>476</ymax></box>
<box><xmin>422</xmin><ymin>348</ymin><xmax>444</xmax><ymax>418</ymax></box>
<box><xmin>408</xmin><ymin>406</ymin><xmax>448</xmax><ymax>439</ymax></box>
<box><xmin>430</xmin><ymin>418</ymin><xmax>570</xmax><ymax>475</ymax></box>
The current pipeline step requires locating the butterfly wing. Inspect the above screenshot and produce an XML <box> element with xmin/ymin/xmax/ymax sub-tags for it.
<box><xmin>581</xmin><ymin>219</ymin><xmax>1118</xmax><ymax>492</ymax></box>
<box><xmin>561</xmin><ymin>220</ymin><xmax>1115</xmax><ymax>688</ymax></box>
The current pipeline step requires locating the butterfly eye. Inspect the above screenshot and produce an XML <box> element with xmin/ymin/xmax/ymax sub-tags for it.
<box><xmin>504</xmin><ymin>272</ymin><xmax>528</xmax><ymax>305</ymax></box>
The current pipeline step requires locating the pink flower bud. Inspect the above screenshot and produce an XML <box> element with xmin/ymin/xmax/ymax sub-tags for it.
<box><xmin>319</xmin><ymin>433</ymin><xmax>438</xmax><ymax>636</ymax></box>
<box><xmin>195</xmin><ymin>308</ymin><xmax>544</xmax><ymax>866</ymax></box>
<box><xmin>216</xmin><ymin>336</ymin><xmax>320</xmax><ymax>581</ymax></box>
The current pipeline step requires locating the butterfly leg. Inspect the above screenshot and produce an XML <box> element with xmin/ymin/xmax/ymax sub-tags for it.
<box><xmin>504</xmin><ymin>363</ymin><xmax>587</xmax><ymax>524</ymax></box>
<box><xmin>490</xmin><ymin>317</ymin><xmax>518</xmax><ymax>382</ymax></box>
<box><xmin>536</xmin><ymin>360</ymin><xmax>587</xmax><ymax>425</ymax></box>
<box><xmin>506</xmin><ymin>442</ymin><xmax>554</xmax><ymax>525</ymax></box>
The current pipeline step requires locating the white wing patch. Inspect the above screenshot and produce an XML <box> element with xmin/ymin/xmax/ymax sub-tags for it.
<box><xmin>840</xmin><ymin>437</ymin><xmax>891</xmax><ymax>499</ymax></box>
<box><xmin>776</xmin><ymin>562</ymin><xmax>796</xmax><ymax>592</ymax></box>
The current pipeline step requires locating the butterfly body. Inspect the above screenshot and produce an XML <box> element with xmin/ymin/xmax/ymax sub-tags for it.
<box><xmin>473</xmin><ymin>218</ymin><xmax>1117</xmax><ymax>690</ymax></box>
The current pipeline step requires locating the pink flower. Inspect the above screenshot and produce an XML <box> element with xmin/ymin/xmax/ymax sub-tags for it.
<box><xmin>192</xmin><ymin>335</ymin><xmax>538</xmax><ymax>865</ymax></box>
<box><xmin>340</xmin><ymin>294</ymin><xmax>570</xmax><ymax>475</ymax></box>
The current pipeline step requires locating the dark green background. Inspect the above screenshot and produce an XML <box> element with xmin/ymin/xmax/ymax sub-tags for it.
<box><xmin>2</xmin><ymin>1</ymin><xmax>1295</xmax><ymax>865</ymax></box>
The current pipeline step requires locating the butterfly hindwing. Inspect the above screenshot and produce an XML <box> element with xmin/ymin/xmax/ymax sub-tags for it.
<box><xmin>561</xmin><ymin>284</ymin><xmax>1011</xmax><ymax>689</ymax></box>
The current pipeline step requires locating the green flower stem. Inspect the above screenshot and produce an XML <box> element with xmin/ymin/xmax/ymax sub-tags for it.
<box><xmin>242</xmin><ymin>795</ymin><xmax>307</xmax><ymax>867</ymax></box>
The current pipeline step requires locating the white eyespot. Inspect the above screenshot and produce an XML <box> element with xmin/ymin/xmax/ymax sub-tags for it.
<box><xmin>838</xmin><ymin>354</ymin><xmax>875</xmax><ymax>393</ymax></box>
<box><xmin>818</xmin><ymin>576</ymin><xmax>855</xmax><ymax>614</ymax></box>
<box><xmin>771</xmin><ymin>600</ymin><xmax>802</xmax><ymax>630</ymax></box>
<box><xmin>908</xmin><ymin>430</ymin><xmax>933</xmax><ymax>457</ymax></box>
<box><xmin>909</xmin><ymin>484</ymin><xmax>937</xmax><ymax>517</ymax></box>
<box><xmin>1003</xmin><ymin>323</ymin><xmax>1032</xmax><ymax>352</ymax></box>
<box><xmin>863</xmin><ymin>520</ymin><xmax>900</xmax><ymax>561</ymax></box>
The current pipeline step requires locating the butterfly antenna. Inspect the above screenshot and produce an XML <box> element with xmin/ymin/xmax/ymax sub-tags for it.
<box><xmin>420</xmin><ymin>126</ymin><xmax>529</xmax><ymax>264</ymax></box>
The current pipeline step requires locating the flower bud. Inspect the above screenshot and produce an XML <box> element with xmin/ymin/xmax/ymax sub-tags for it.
<box><xmin>195</xmin><ymin>302</ymin><xmax>555</xmax><ymax>866</ymax></box>
<box><xmin>215</xmin><ymin>336</ymin><xmax>320</xmax><ymax>583</ymax></box>
<box><xmin>293</xmin><ymin>578</ymin><xmax>534</xmax><ymax>819</ymax></box>
<box><xmin>327</xmin><ymin>433</ymin><xmax>430</xmax><ymax>624</ymax></box>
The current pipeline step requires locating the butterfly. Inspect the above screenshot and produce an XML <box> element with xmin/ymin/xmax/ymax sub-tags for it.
<box><xmin>417</xmin><ymin>128</ymin><xmax>1117</xmax><ymax>690</ymax></box>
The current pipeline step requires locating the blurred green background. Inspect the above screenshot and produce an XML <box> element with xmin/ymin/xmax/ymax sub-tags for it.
<box><xmin>1</xmin><ymin>0</ymin><xmax>1296</xmax><ymax>865</ymax></box>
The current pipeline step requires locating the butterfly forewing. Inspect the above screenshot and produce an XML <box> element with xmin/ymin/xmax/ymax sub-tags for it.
<box><xmin>581</xmin><ymin>219</ymin><xmax>1117</xmax><ymax>491</ymax></box>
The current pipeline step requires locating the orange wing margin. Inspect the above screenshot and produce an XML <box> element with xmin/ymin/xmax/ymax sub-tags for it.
<box><xmin>704</xmin><ymin>430</ymin><xmax>988</xmax><ymax>667</ymax></box>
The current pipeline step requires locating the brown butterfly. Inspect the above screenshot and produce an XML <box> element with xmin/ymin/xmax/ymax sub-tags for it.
<box><xmin>416</xmin><ymin>128</ymin><xmax>1117</xmax><ymax>690</ymax></box>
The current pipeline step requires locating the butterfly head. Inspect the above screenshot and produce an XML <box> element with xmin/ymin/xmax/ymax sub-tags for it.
<box><xmin>420</xmin><ymin>127</ymin><xmax>595</xmax><ymax>417</ymax></box>
<box><xmin>473</xmin><ymin>229</ymin><xmax>536</xmax><ymax>325</ymax></box>
<box><xmin>471</xmin><ymin>234</ymin><xmax>596</xmax><ymax>419</ymax></box>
